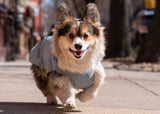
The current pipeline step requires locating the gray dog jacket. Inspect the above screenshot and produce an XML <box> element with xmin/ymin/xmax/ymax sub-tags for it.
<box><xmin>29</xmin><ymin>36</ymin><xmax>95</xmax><ymax>89</ymax></box>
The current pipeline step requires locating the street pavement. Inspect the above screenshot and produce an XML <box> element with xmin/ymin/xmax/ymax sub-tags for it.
<box><xmin>0</xmin><ymin>59</ymin><xmax>160</xmax><ymax>114</ymax></box>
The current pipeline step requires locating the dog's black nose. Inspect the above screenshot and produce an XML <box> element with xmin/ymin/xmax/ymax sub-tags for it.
<box><xmin>75</xmin><ymin>44</ymin><xmax>82</xmax><ymax>50</ymax></box>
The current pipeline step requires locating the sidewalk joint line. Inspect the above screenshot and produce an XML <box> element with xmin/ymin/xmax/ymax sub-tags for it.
<box><xmin>118</xmin><ymin>75</ymin><xmax>160</xmax><ymax>98</ymax></box>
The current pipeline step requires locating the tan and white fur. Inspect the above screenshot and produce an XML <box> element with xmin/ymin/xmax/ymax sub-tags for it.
<box><xmin>31</xmin><ymin>3</ymin><xmax>105</xmax><ymax>111</ymax></box>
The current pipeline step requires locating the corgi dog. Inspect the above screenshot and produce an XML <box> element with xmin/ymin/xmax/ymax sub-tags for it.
<box><xmin>29</xmin><ymin>3</ymin><xmax>105</xmax><ymax>111</ymax></box>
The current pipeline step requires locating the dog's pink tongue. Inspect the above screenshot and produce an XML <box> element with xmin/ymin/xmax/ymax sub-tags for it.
<box><xmin>74</xmin><ymin>51</ymin><xmax>83</xmax><ymax>57</ymax></box>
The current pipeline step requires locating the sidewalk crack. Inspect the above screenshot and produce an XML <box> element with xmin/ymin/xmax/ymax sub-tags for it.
<box><xmin>119</xmin><ymin>75</ymin><xmax>160</xmax><ymax>98</ymax></box>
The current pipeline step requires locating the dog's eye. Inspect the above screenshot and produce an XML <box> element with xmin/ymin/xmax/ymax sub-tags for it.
<box><xmin>69</xmin><ymin>33</ymin><xmax>74</xmax><ymax>39</ymax></box>
<box><xmin>83</xmin><ymin>34</ymin><xmax>89</xmax><ymax>40</ymax></box>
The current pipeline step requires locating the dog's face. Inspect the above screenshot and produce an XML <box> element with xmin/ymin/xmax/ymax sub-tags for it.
<box><xmin>58</xmin><ymin>20</ymin><xmax>100</xmax><ymax>59</ymax></box>
<box><xmin>54</xmin><ymin>3</ymin><xmax>102</xmax><ymax>60</ymax></box>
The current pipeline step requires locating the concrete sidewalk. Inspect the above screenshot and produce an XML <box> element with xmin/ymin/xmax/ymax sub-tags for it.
<box><xmin>0</xmin><ymin>59</ymin><xmax>160</xmax><ymax>114</ymax></box>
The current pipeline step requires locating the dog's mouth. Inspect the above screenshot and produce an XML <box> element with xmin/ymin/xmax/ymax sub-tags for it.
<box><xmin>69</xmin><ymin>48</ymin><xmax>85</xmax><ymax>59</ymax></box>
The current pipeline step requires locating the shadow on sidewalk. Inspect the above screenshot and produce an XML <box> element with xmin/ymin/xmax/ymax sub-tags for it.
<box><xmin>0</xmin><ymin>102</ymin><xmax>81</xmax><ymax>114</ymax></box>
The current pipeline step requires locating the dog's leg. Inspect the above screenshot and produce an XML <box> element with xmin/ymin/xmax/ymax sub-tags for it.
<box><xmin>46</xmin><ymin>92</ymin><xmax>57</xmax><ymax>105</ymax></box>
<box><xmin>49</xmin><ymin>75</ymin><xmax>77</xmax><ymax>110</ymax></box>
<box><xmin>77</xmin><ymin>63</ymin><xmax>105</xmax><ymax>102</ymax></box>
<box><xmin>31</xmin><ymin>64</ymin><xmax>57</xmax><ymax>105</ymax></box>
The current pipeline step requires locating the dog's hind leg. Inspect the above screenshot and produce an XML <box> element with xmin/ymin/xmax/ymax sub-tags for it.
<box><xmin>31</xmin><ymin>64</ymin><xmax>57</xmax><ymax>105</ymax></box>
<box><xmin>48</xmin><ymin>75</ymin><xmax>77</xmax><ymax>111</ymax></box>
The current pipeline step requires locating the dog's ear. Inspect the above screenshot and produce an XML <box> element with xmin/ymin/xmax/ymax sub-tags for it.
<box><xmin>83</xmin><ymin>3</ymin><xmax>100</xmax><ymax>24</ymax></box>
<box><xmin>56</xmin><ymin>3</ymin><xmax>73</xmax><ymax>25</ymax></box>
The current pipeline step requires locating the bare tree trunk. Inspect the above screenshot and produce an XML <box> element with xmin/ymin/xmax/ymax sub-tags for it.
<box><xmin>106</xmin><ymin>0</ymin><xmax>130</xmax><ymax>58</ymax></box>
<box><xmin>136</xmin><ymin>0</ymin><xmax>160</xmax><ymax>63</ymax></box>
<box><xmin>70</xmin><ymin>0</ymin><xmax>95</xmax><ymax>18</ymax></box>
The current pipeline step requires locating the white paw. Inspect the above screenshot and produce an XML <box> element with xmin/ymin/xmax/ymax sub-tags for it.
<box><xmin>63</xmin><ymin>101</ymin><xmax>76</xmax><ymax>111</ymax></box>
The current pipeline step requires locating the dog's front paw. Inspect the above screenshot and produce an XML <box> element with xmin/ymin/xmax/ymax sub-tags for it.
<box><xmin>63</xmin><ymin>101</ymin><xmax>76</xmax><ymax>111</ymax></box>
<box><xmin>76</xmin><ymin>91</ymin><xmax>96</xmax><ymax>102</ymax></box>
<box><xmin>63</xmin><ymin>97</ymin><xmax>76</xmax><ymax>111</ymax></box>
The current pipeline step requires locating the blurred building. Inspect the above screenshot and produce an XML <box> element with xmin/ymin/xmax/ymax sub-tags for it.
<box><xmin>0</xmin><ymin>0</ymin><xmax>43</xmax><ymax>61</ymax></box>
<box><xmin>0</xmin><ymin>0</ymin><xmax>18</xmax><ymax>61</ymax></box>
